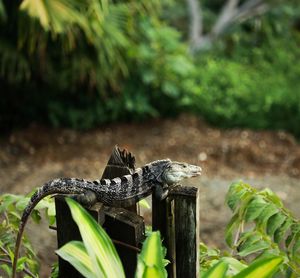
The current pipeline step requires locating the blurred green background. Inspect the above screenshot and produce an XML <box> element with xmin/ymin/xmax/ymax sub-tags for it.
<box><xmin>1</xmin><ymin>0</ymin><xmax>299</xmax><ymax>136</ymax></box>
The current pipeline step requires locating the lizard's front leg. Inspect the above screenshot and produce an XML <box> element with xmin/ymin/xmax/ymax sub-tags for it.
<box><xmin>154</xmin><ymin>184</ymin><xmax>169</xmax><ymax>201</ymax></box>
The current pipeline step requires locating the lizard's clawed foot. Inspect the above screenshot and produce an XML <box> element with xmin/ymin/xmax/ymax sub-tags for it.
<box><xmin>73</xmin><ymin>190</ymin><xmax>97</xmax><ymax>208</ymax></box>
<box><xmin>154</xmin><ymin>185</ymin><xmax>169</xmax><ymax>201</ymax></box>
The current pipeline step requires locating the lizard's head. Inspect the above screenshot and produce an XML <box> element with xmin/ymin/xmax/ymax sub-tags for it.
<box><xmin>162</xmin><ymin>161</ymin><xmax>202</xmax><ymax>184</ymax></box>
<box><xmin>149</xmin><ymin>159</ymin><xmax>201</xmax><ymax>185</ymax></box>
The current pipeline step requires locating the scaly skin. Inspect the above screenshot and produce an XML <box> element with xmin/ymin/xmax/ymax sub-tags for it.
<box><xmin>12</xmin><ymin>159</ymin><xmax>201</xmax><ymax>278</ymax></box>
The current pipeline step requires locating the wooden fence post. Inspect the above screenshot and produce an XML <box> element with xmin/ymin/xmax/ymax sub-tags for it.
<box><xmin>152</xmin><ymin>185</ymin><xmax>199</xmax><ymax>278</ymax></box>
<box><xmin>55</xmin><ymin>198</ymin><xmax>104</xmax><ymax>278</ymax></box>
<box><xmin>170</xmin><ymin>185</ymin><xmax>200</xmax><ymax>278</ymax></box>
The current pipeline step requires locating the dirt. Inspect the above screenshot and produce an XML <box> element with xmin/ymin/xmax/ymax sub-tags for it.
<box><xmin>1</xmin><ymin>114</ymin><xmax>300</xmax><ymax>277</ymax></box>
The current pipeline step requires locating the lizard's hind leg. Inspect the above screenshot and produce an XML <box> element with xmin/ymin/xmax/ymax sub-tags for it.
<box><xmin>73</xmin><ymin>190</ymin><xmax>97</xmax><ymax>208</ymax></box>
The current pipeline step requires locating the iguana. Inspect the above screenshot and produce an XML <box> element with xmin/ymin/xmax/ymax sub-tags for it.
<box><xmin>12</xmin><ymin>159</ymin><xmax>201</xmax><ymax>277</ymax></box>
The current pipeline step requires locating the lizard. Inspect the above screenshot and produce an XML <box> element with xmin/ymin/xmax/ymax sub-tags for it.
<box><xmin>12</xmin><ymin>159</ymin><xmax>201</xmax><ymax>278</ymax></box>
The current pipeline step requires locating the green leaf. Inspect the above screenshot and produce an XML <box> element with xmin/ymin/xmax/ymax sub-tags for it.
<box><xmin>232</xmin><ymin>256</ymin><xmax>283</xmax><ymax>278</ymax></box>
<box><xmin>256</xmin><ymin>203</ymin><xmax>278</xmax><ymax>227</ymax></box>
<box><xmin>16</xmin><ymin>197</ymin><xmax>31</xmax><ymax>211</ymax></box>
<box><xmin>260</xmin><ymin>189</ymin><xmax>284</xmax><ymax>208</ymax></box>
<box><xmin>225</xmin><ymin>213</ymin><xmax>239</xmax><ymax>247</ymax></box>
<box><xmin>245</xmin><ymin>196</ymin><xmax>268</xmax><ymax>222</ymax></box>
<box><xmin>16</xmin><ymin>256</ymin><xmax>28</xmax><ymax>271</ymax></box>
<box><xmin>221</xmin><ymin>257</ymin><xmax>247</xmax><ymax>275</ymax></box>
<box><xmin>274</xmin><ymin>218</ymin><xmax>293</xmax><ymax>243</ymax></box>
<box><xmin>31</xmin><ymin>210</ymin><xmax>41</xmax><ymax>223</ymax></box>
<box><xmin>136</xmin><ymin>231</ymin><xmax>167</xmax><ymax>278</ymax></box>
<box><xmin>56</xmin><ymin>241</ymin><xmax>94</xmax><ymax>278</ymax></box>
<box><xmin>0</xmin><ymin>194</ymin><xmax>22</xmax><ymax>213</ymax></box>
<box><xmin>286</xmin><ymin>224</ymin><xmax>300</xmax><ymax>248</ymax></box>
<box><xmin>292</xmin><ymin>234</ymin><xmax>300</xmax><ymax>257</ymax></box>
<box><xmin>226</xmin><ymin>182</ymin><xmax>249</xmax><ymax>211</ymax></box>
<box><xmin>65</xmin><ymin>198</ymin><xmax>125</xmax><ymax>278</ymax></box>
<box><xmin>202</xmin><ymin>260</ymin><xmax>228</xmax><ymax>278</ymax></box>
<box><xmin>238</xmin><ymin>240</ymin><xmax>270</xmax><ymax>257</ymax></box>
<box><xmin>267</xmin><ymin>213</ymin><xmax>286</xmax><ymax>237</ymax></box>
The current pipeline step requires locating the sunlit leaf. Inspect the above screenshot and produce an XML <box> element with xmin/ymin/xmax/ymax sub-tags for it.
<box><xmin>232</xmin><ymin>256</ymin><xmax>283</xmax><ymax>278</ymax></box>
<box><xmin>202</xmin><ymin>260</ymin><xmax>228</xmax><ymax>278</ymax></box>
<box><xmin>56</xmin><ymin>241</ymin><xmax>94</xmax><ymax>278</ymax></box>
<box><xmin>136</xmin><ymin>231</ymin><xmax>167</xmax><ymax>278</ymax></box>
<box><xmin>65</xmin><ymin>198</ymin><xmax>125</xmax><ymax>278</ymax></box>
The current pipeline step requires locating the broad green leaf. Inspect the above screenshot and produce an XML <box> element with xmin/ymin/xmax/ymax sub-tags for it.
<box><xmin>256</xmin><ymin>203</ymin><xmax>278</xmax><ymax>227</ymax></box>
<box><xmin>139</xmin><ymin>231</ymin><xmax>164</xmax><ymax>267</ymax></box>
<box><xmin>238</xmin><ymin>240</ymin><xmax>270</xmax><ymax>257</ymax></box>
<box><xmin>232</xmin><ymin>256</ymin><xmax>283</xmax><ymax>278</ymax></box>
<box><xmin>16</xmin><ymin>256</ymin><xmax>28</xmax><ymax>271</ymax></box>
<box><xmin>286</xmin><ymin>224</ymin><xmax>300</xmax><ymax>248</ymax></box>
<box><xmin>267</xmin><ymin>213</ymin><xmax>286</xmax><ymax>237</ymax></box>
<box><xmin>292</xmin><ymin>234</ymin><xmax>300</xmax><ymax>257</ymax></box>
<box><xmin>31</xmin><ymin>210</ymin><xmax>41</xmax><ymax>223</ymax></box>
<box><xmin>245</xmin><ymin>196</ymin><xmax>268</xmax><ymax>222</ymax></box>
<box><xmin>0</xmin><ymin>194</ymin><xmax>22</xmax><ymax>212</ymax></box>
<box><xmin>16</xmin><ymin>197</ymin><xmax>31</xmax><ymax>211</ymax></box>
<box><xmin>260</xmin><ymin>189</ymin><xmax>284</xmax><ymax>208</ymax></box>
<box><xmin>274</xmin><ymin>218</ymin><xmax>293</xmax><ymax>243</ymax></box>
<box><xmin>65</xmin><ymin>198</ymin><xmax>125</xmax><ymax>278</ymax></box>
<box><xmin>238</xmin><ymin>231</ymin><xmax>261</xmax><ymax>250</ymax></box>
<box><xmin>226</xmin><ymin>182</ymin><xmax>249</xmax><ymax>211</ymax></box>
<box><xmin>56</xmin><ymin>241</ymin><xmax>94</xmax><ymax>278</ymax></box>
<box><xmin>221</xmin><ymin>257</ymin><xmax>247</xmax><ymax>275</ymax></box>
<box><xmin>136</xmin><ymin>231</ymin><xmax>166</xmax><ymax>278</ymax></box>
<box><xmin>202</xmin><ymin>260</ymin><xmax>228</xmax><ymax>278</ymax></box>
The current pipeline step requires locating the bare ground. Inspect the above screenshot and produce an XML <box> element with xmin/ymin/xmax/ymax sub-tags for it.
<box><xmin>1</xmin><ymin>115</ymin><xmax>300</xmax><ymax>277</ymax></box>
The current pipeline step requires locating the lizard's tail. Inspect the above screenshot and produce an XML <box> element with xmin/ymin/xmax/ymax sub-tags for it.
<box><xmin>12</xmin><ymin>187</ymin><xmax>50</xmax><ymax>278</ymax></box>
<box><xmin>12</xmin><ymin>178</ymin><xmax>82</xmax><ymax>278</ymax></box>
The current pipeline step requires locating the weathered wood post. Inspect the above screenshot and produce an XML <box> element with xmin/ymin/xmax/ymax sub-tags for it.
<box><xmin>55</xmin><ymin>146</ymin><xmax>145</xmax><ymax>278</ymax></box>
<box><xmin>55</xmin><ymin>198</ymin><xmax>104</xmax><ymax>278</ymax></box>
<box><xmin>170</xmin><ymin>186</ymin><xmax>200</xmax><ymax>277</ymax></box>
<box><xmin>152</xmin><ymin>185</ymin><xmax>200</xmax><ymax>278</ymax></box>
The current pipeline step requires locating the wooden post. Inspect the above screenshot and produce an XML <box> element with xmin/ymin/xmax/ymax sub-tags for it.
<box><xmin>152</xmin><ymin>189</ymin><xmax>176</xmax><ymax>277</ymax></box>
<box><xmin>55</xmin><ymin>198</ymin><xmax>104</xmax><ymax>278</ymax></box>
<box><xmin>170</xmin><ymin>186</ymin><xmax>200</xmax><ymax>278</ymax></box>
<box><xmin>152</xmin><ymin>185</ymin><xmax>199</xmax><ymax>278</ymax></box>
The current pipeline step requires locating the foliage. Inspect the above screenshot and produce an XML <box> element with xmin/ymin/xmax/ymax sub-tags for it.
<box><xmin>0</xmin><ymin>0</ymin><xmax>164</xmax><ymax>129</ymax></box>
<box><xmin>56</xmin><ymin>198</ymin><xmax>167</xmax><ymax>278</ymax></box>
<box><xmin>200</xmin><ymin>181</ymin><xmax>300</xmax><ymax>277</ymax></box>
<box><xmin>187</xmin><ymin>2</ymin><xmax>300</xmax><ymax>136</ymax></box>
<box><xmin>0</xmin><ymin>193</ymin><xmax>55</xmax><ymax>277</ymax></box>
<box><xmin>0</xmin><ymin>0</ymin><xmax>300</xmax><ymax>138</ymax></box>
<box><xmin>225</xmin><ymin>182</ymin><xmax>300</xmax><ymax>275</ymax></box>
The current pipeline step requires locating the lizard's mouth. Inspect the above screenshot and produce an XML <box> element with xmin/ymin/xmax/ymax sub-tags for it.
<box><xmin>186</xmin><ymin>166</ymin><xmax>202</xmax><ymax>178</ymax></box>
<box><xmin>185</xmin><ymin>166</ymin><xmax>202</xmax><ymax>178</ymax></box>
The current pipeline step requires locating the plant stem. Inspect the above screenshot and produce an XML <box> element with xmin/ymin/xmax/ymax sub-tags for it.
<box><xmin>0</xmin><ymin>258</ymin><xmax>36</xmax><ymax>278</ymax></box>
